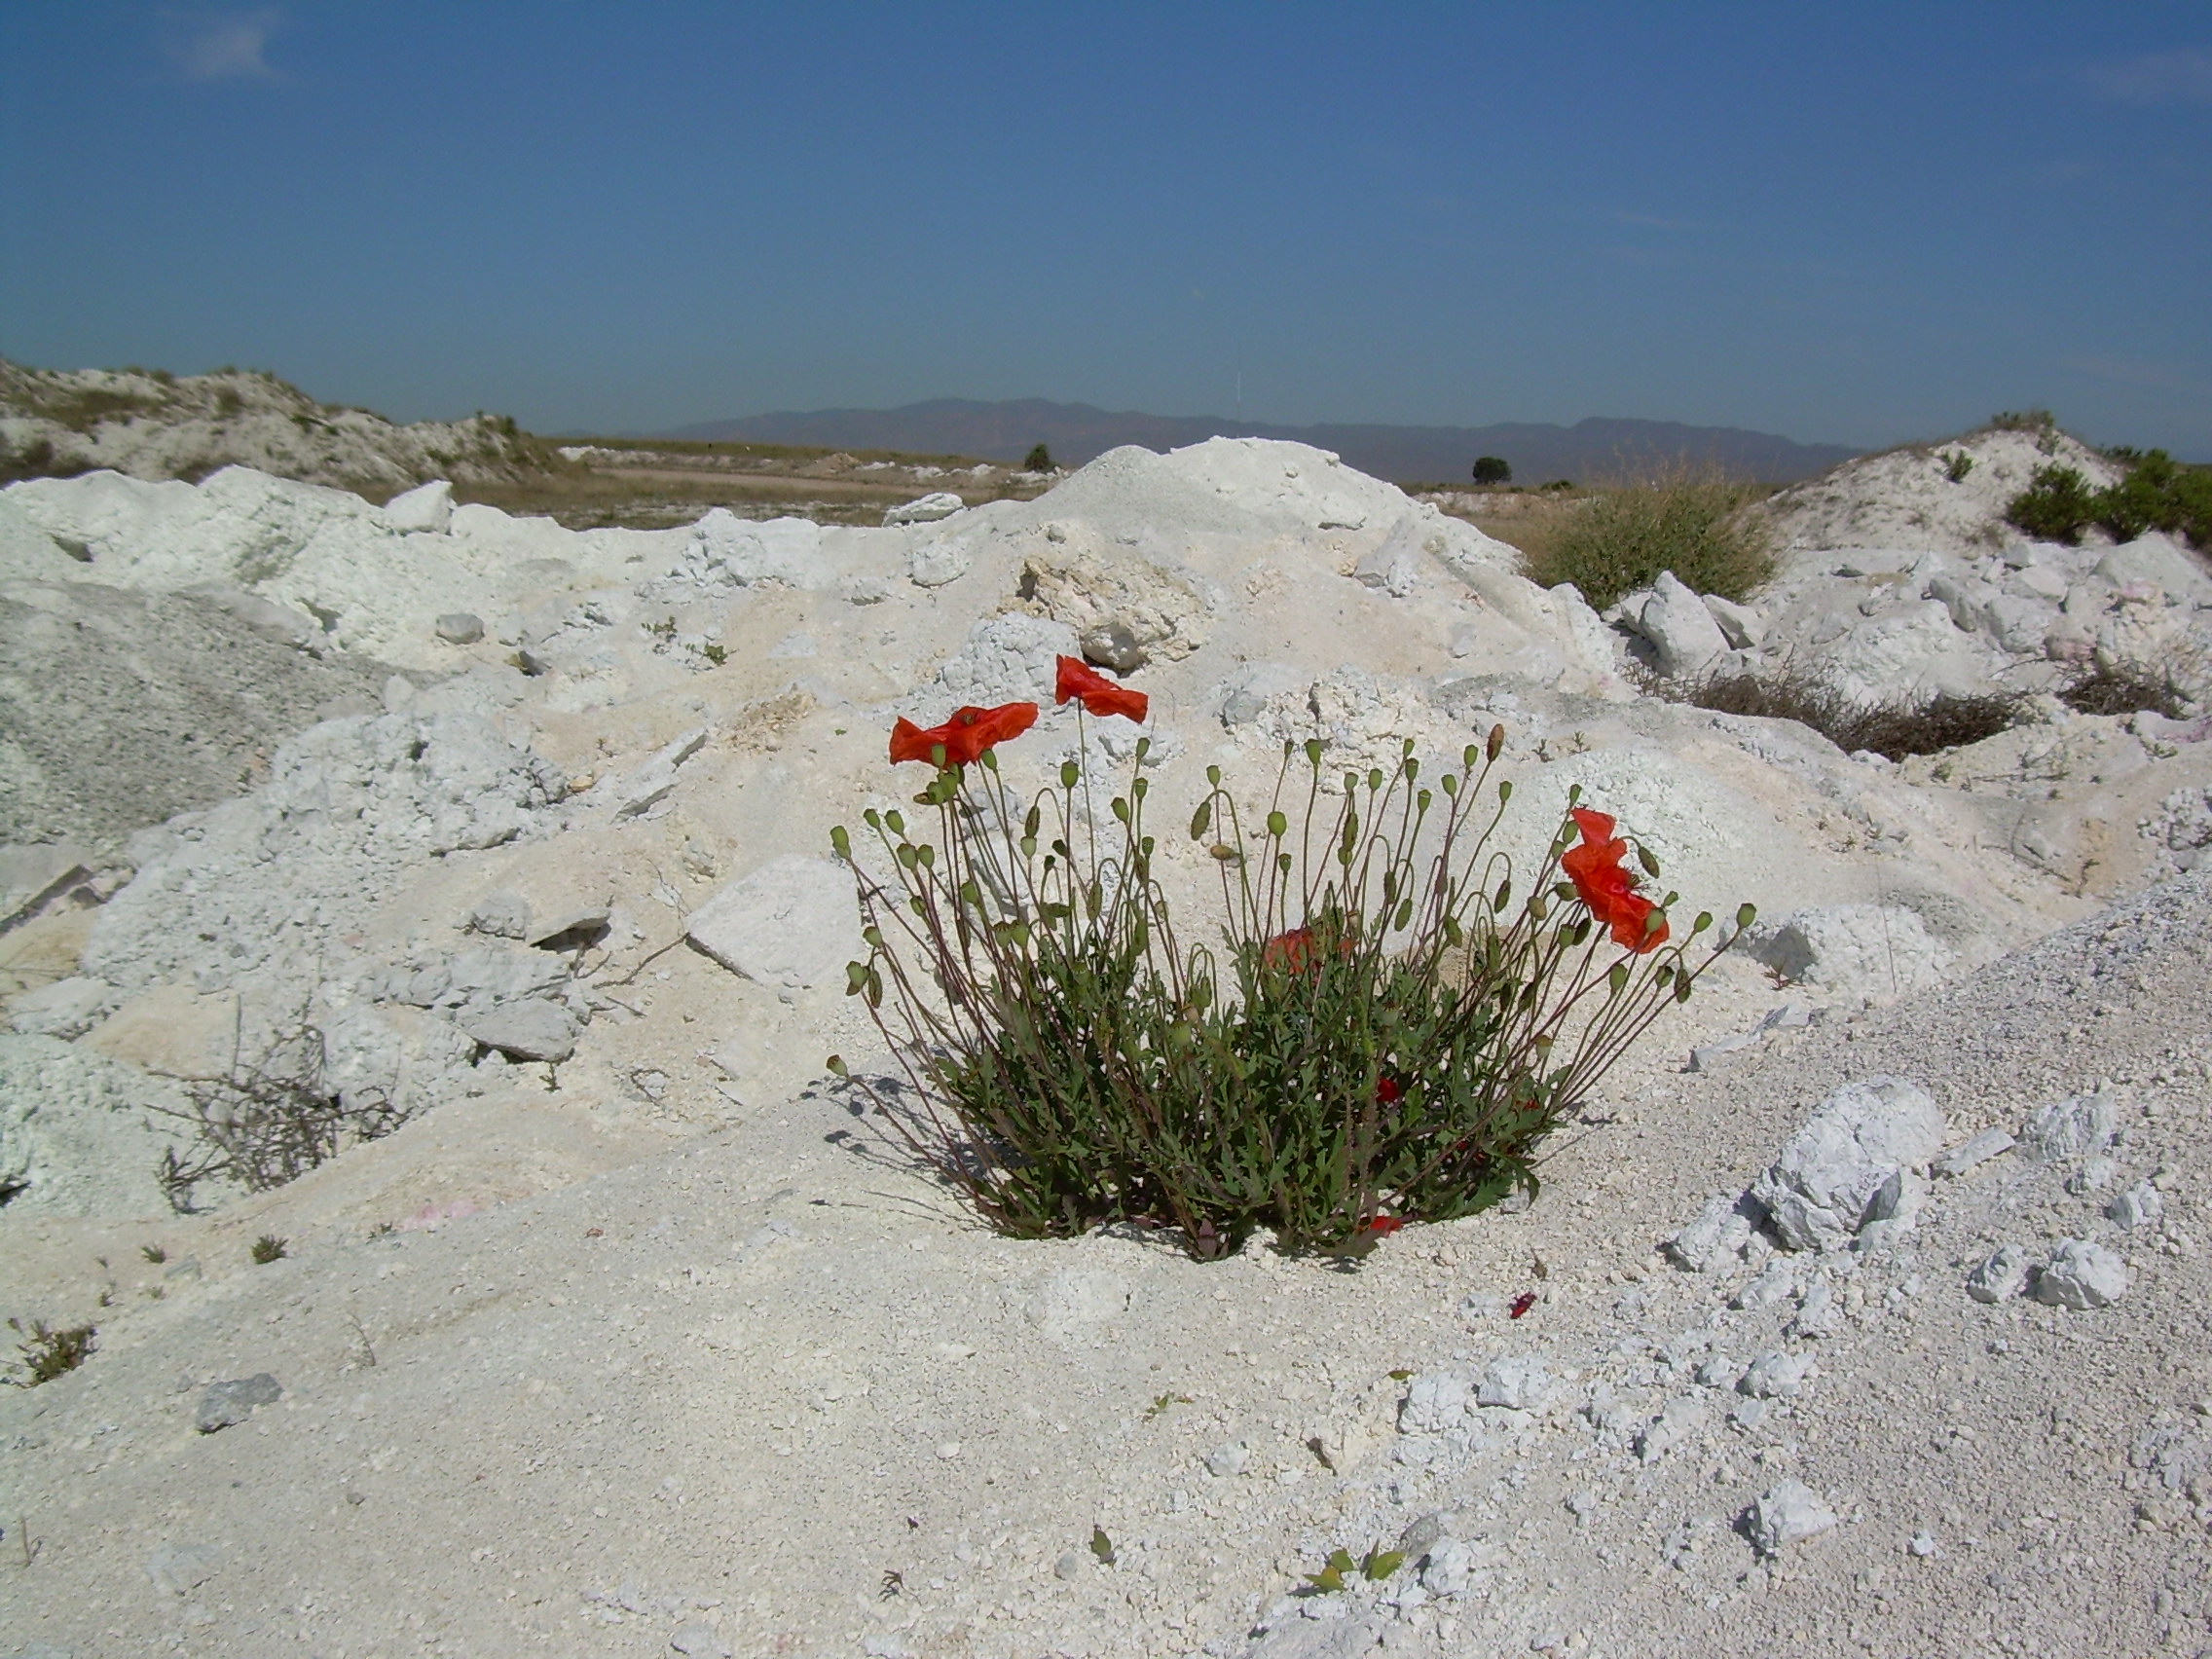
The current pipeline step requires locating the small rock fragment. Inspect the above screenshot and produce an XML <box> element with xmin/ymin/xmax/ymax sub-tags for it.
<box><xmin>1204</xmin><ymin>1440</ymin><xmax>1251</xmax><ymax>1477</ymax></box>
<box><xmin>148</xmin><ymin>1541</ymin><xmax>222</xmax><ymax>1595</ymax></box>
<box><xmin>2033</xmin><ymin>1238</ymin><xmax>2129</xmax><ymax>1309</ymax></box>
<box><xmin>1787</xmin><ymin>1279</ymin><xmax>1839</xmax><ymax>1338</ymax></box>
<box><xmin>1078</xmin><ymin>620</ymin><xmax>1146</xmax><ymax>674</ymax></box>
<box><xmin>669</xmin><ymin>1625</ymin><xmax>731</xmax><ymax>1658</ymax></box>
<box><xmin>2108</xmin><ymin>1182</ymin><xmax>2164</xmax><ymax>1230</ymax></box>
<box><xmin>1934</xmin><ymin>1127</ymin><xmax>2015</xmax><ymax>1177</ymax></box>
<box><xmin>1966</xmin><ymin>1244</ymin><xmax>2032</xmax><ymax>1304</ymax></box>
<box><xmin>886</xmin><ymin>491</ymin><xmax>965</xmax><ymax>527</ymax></box>
<box><xmin>196</xmin><ymin>1374</ymin><xmax>281</xmax><ymax>1433</ymax></box>
<box><xmin>1399</xmin><ymin>1373</ymin><xmax>1471</xmax><ymax>1433</ymax></box>
<box><xmin>434</xmin><ymin>612</ymin><xmax>485</xmax><ymax>645</ymax></box>
<box><xmin>1740</xmin><ymin>1351</ymin><xmax>1814</xmax><ymax>1400</ymax></box>
<box><xmin>1746</xmin><ymin>1479</ymin><xmax>1838</xmax><ymax>1555</ymax></box>
<box><xmin>2020</xmin><ymin>1090</ymin><xmax>2116</xmax><ymax>1163</ymax></box>
<box><xmin>1908</xmin><ymin>1530</ymin><xmax>1937</xmax><ymax>1557</ymax></box>
<box><xmin>1477</xmin><ymin>1355</ymin><xmax>1551</xmax><ymax>1411</ymax></box>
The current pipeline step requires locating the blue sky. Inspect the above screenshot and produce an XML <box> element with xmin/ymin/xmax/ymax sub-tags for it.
<box><xmin>4</xmin><ymin>3</ymin><xmax>2209</xmax><ymax>455</ymax></box>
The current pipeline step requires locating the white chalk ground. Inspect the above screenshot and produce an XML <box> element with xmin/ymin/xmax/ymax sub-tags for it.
<box><xmin>2</xmin><ymin>431</ymin><xmax>2211</xmax><ymax>1657</ymax></box>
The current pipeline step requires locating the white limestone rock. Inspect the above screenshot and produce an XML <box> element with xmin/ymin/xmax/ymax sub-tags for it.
<box><xmin>1751</xmin><ymin>1076</ymin><xmax>1946</xmax><ymax>1252</ymax></box>
<box><xmin>2033</xmin><ymin>1238</ymin><xmax>2129</xmax><ymax>1309</ymax></box>
<box><xmin>685</xmin><ymin>855</ymin><xmax>859</xmax><ymax>991</ymax></box>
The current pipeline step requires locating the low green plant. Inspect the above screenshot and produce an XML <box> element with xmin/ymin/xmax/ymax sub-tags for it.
<box><xmin>250</xmin><ymin>1234</ymin><xmax>288</xmax><ymax>1264</ymax></box>
<box><xmin>139</xmin><ymin>1242</ymin><xmax>166</xmax><ymax>1264</ymax></box>
<box><xmin>2006</xmin><ymin>449</ymin><xmax>2212</xmax><ymax>550</ymax></box>
<box><xmin>1519</xmin><ymin>464</ymin><xmax>1774</xmax><ymax>609</ymax></box>
<box><xmin>1989</xmin><ymin>409</ymin><xmax>2055</xmax><ymax>433</ymax></box>
<box><xmin>1940</xmin><ymin>450</ymin><xmax>1973</xmax><ymax>483</ymax></box>
<box><xmin>698</xmin><ymin>641</ymin><xmax>729</xmax><ymax>667</ymax></box>
<box><xmin>830</xmin><ymin>678</ymin><xmax>1749</xmax><ymax>1259</ymax></box>
<box><xmin>7</xmin><ymin>1318</ymin><xmax>96</xmax><ymax>1386</ymax></box>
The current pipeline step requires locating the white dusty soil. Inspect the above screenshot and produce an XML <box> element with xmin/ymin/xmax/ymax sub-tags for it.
<box><xmin>3</xmin><ymin>424</ymin><xmax>2212</xmax><ymax>1658</ymax></box>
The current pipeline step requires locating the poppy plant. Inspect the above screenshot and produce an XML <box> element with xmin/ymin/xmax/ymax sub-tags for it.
<box><xmin>1561</xmin><ymin>806</ymin><xmax>1668</xmax><ymax>953</ymax></box>
<box><xmin>1053</xmin><ymin>655</ymin><xmax>1148</xmax><ymax>724</ymax></box>
<box><xmin>888</xmin><ymin>701</ymin><xmax>1039</xmax><ymax>768</ymax></box>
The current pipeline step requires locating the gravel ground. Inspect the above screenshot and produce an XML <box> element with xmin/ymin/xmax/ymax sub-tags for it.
<box><xmin>1</xmin><ymin>874</ymin><xmax>2204</xmax><ymax>1659</ymax></box>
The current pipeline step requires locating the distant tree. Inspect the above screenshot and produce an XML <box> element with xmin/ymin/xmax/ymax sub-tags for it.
<box><xmin>1471</xmin><ymin>456</ymin><xmax>1512</xmax><ymax>486</ymax></box>
<box><xmin>1023</xmin><ymin>443</ymin><xmax>1053</xmax><ymax>473</ymax></box>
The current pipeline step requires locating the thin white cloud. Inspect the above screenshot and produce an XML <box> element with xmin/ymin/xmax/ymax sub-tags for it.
<box><xmin>162</xmin><ymin>10</ymin><xmax>283</xmax><ymax>83</ymax></box>
<box><xmin>2085</xmin><ymin>48</ymin><xmax>2212</xmax><ymax>105</ymax></box>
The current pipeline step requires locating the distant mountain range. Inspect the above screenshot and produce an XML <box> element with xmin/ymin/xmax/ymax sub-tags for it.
<box><xmin>666</xmin><ymin>398</ymin><xmax>1860</xmax><ymax>485</ymax></box>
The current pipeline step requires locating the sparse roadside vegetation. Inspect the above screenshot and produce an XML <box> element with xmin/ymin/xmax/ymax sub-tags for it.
<box><xmin>7</xmin><ymin>1318</ymin><xmax>96</xmax><ymax>1387</ymax></box>
<box><xmin>1656</xmin><ymin>661</ymin><xmax>2029</xmax><ymax>760</ymax></box>
<box><xmin>1515</xmin><ymin>464</ymin><xmax>1777</xmax><ymax>609</ymax></box>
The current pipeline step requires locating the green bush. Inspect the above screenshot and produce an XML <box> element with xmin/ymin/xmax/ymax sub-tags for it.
<box><xmin>1022</xmin><ymin>443</ymin><xmax>1053</xmax><ymax>473</ymax></box>
<box><xmin>2006</xmin><ymin>450</ymin><xmax>2212</xmax><ymax>550</ymax></box>
<box><xmin>2005</xmin><ymin>463</ymin><xmax>2099</xmax><ymax>543</ymax></box>
<box><xmin>830</xmin><ymin>698</ymin><xmax>1749</xmax><ymax>1259</ymax></box>
<box><xmin>1520</xmin><ymin>467</ymin><xmax>1774</xmax><ymax>609</ymax></box>
<box><xmin>1471</xmin><ymin>456</ymin><xmax>1512</xmax><ymax>486</ymax></box>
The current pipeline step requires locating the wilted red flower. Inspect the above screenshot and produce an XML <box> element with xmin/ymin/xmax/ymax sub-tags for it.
<box><xmin>1561</xmin><ymin>806</ymin><xmax>1668</xmax><ymax>953</ymax></box>
<box><xmin>1375</xmin><ymin>1075</ymin><xmax>1403</xmax><ymax>1106</ymax></box>
<box><xmin>889</xmin><ymin>702</ymin><xmax>1039</xmax><ymax>767</ymax></box>
<box><xmin>1509</xmin><ymin>1291</ymin><xmax>1537</xmax><ymax>1319</ymax></box>
<box><xmin>1053</xmin><ymin>655</ymin><xmax>1148</xmax><ymax>723</ymax></box>
<box><xmin>1356</xmin><ymin>1214</ymin><xmax>1405</xmax><ymax>1239</ymax></box>
<box><xmin>1262</xmin><ymin>927</ymin><xmax>1318</xmax><ymax>973</ymax></box>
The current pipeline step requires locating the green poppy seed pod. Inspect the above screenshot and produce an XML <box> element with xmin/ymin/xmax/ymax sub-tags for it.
<box><xmin>1418</xmin><ymin>788</ymin><xmax>1432</xmax><ymax>813</ymax></box>
<box><xmin>1653</xmin><ymin>965</ymin><xmax>1675</xmax><ymax>988</ymax></box>
<box><xmin>844</xmin><ymin>964</ymin><xmax>868</xmax><ymax>995</ymax></box>
<box><xmin>1206</xmin><ymin>764</ymin><xmax>1222</xmax><ymax>787</ymax></box>
<box><xmin>826</xmin><ymin>1053</ymin><xmax>848</xmax><ymax>1076</ymax></box>
<box><xmin>830</xmin><ymin>825</ymin><xmax>852</xmax><ymax>861</ymax></box>
<box><xmin>1141</xmin><ymin>834</ymin><xmax>1156</xmax><ymax>857</ymax></box>
<box><xmin>885</xmin><ymin>809</ymin><xmax>905</xmax><ymax>835</ymax></box>
<box><xmin>1737</xmin><ymin>902</ymin><xmax>1757</xmax><ymax>930</ymax></box>
<box><xmin>1497</xmin><ymin>779</ymin><xmax>1513</xmax><ymax>803</ymax></box>
<box><xmin>1644</xmin><ymin>908</ymin><xmax>1666</xmax><ymax>938</ymax></box>
<box><xmin>1267</xmin><ymin>810</ymin><xmax>1288</xmax><ymax>838</ymax></box>
<box><xmin>1132</xmin><ymin>776</ymin><xmax>1149</xmax><ymax>799</ymax></box>
<box><xmin>1488</xmin><ymin>723</ymin><xmax>1506</xmax><ymax>761</ymax></box>
<box><xmin>1368</xmin><ymin>768</ymin><xmax>1383</xmax><ymax>793</ymax></box>
<box><xmin>862</xmin><ymin>925</ymin><xmax>884</xmax><ymax>948</ymax></box>
<box><xmin>1190</xmin><ymin>799</ymin><xmax>1212</xmax><ymax>839</ymax></box>
<box><xmin>1344</xmin><ymin>770</ymin><xmax>1359</xmax><ymax>795</ymax></box>
<box><xmin>1637</xmin><ymin>843</ymin><xmax>1661</xmax><ymax>878</ymax></box>
<box><xmin>896</xmin><ymin>843</ymin><xmax>917</xmax><ymax>870</ymax></box>
<box><xmin>916</xmin><ymin>844</ymin><xmax>936</xmax><ymax>868</ymax></box>
<box><xmin>1278</xmin><ymin>851</ymin><xmax>1293</xmax><ymax>875</ymax></box>
<box><xmin>1405</xmin><ymin>756</ymin><xmax>1419</xmax><ymax>782</ymax></box>
<box><xmin>980</xmin><ymin>749</ymin><xmax>999</xmax><ymax>771</ymax></box>
<box><xmin>1441</xmin><ymin>773</ymin><xmax>1458</xmax><ymax>797</ymax></box>
<box><xmin>930</xmin><ymin>743</ymin><xmax>949</xmax><ymax>769</ymax></box>
<box><xmin>1135</xmin><ymin>737</ymin><xmax>1152</xmax><ymax>763</ymax></box>
<box><xmin>1061</xmin><ymin>760</ymin><xmax>1081</xmax><ymax>789</ymax></box>
<box><xmin>1675</xmin><ymin>977</ymin><xmax>1693</xmax><ymax>1004</ymax></box>
<box><xmin>1305</xmin><ymin>739</ymin><xmax>1324</xmax><ymax>768</ymax></box>
<box><xmin>1693</xmin><ymin>911</ymin><xmax>1714</xmax><ymax>934</ymax></box>
<box><xmin>1462</xmin><ymin>744</ymin><xmax>1478</xmax><ymax>770</ymax></box>
<box><xmin>863</xmin><ymin>807</ymin><xmax>882</xmax><ymax>830</ymax></box>
<box><xmin>1111</xmin><ymin>796</ymin><xmax>1130</xmax><ymax>823</ymax></box>
<box><xmin>1567</xmin><ymin>783</ymin><xmax>1583</xmax><ymax>805</ymax></box>
<box><xmin>1527</xmin><ymin>894</ymin><xmax>1549</xmax><ymax>920</ymax></box>
<box><xmin>1606</xmin><ymin>962</ymin><xmax>1630</xmax><ymax>995</ymax></box>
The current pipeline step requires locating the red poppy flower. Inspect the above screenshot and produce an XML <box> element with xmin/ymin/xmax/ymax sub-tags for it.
<box><xmin>1356</xmin><ymin>1214</ymin><xmax>1405</xmax><ymax>1239</ymax></box>
<box><xmin>1560</xmin><ymin>806</ymin><xmax>1668</xmax><ymax>953</ymax></box>
<box><xmin>1375</xmin><ymin>1075</ymin><xmax>1403</xmax><ymax>1106</ymax></box>
<box><xmin>888</xmin><ymin>701</ymin><xmax>1039</xmax><ymax>767</ymax></box>
<box><xmin>1262</xmin><ymin>927</ymin><xmax>1317</xmax><ymax>973</ymax></box>
<box><xmin>1053</xmin><ymin>655</ymin><xmax>1148</xmax><ymax>723</ymax></box>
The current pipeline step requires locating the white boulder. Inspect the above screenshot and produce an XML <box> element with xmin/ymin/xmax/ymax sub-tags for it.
<box><xmin>381</xmin><ymin>479</ymin><xmax>454</xmax><ymax>534</ymax></box>
<box><xmin>1750</xmin><ymin>1076</ymin><xmax>1946</xmax><ymax>1252</ymax></box>
<box><xmin>685</xmin><ymin>855</ymin><xmax>860</xmax><ymax>991</ymax></box>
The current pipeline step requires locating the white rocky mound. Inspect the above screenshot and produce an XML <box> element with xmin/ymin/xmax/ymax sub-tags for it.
<box><xmin>1</xmin><ymin>432</ymin><xmax>2209</xmax><ymax>1658</ymax></box>
<box><xmin>0</xmin><ymin>357</ymin><xmax>543</xmax><ymax>497</ymax></box>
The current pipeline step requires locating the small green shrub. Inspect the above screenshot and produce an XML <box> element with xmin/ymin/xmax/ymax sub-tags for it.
<box><xmin>2006</xmin><ymin>450</ymin><xmax>2212</xmax><ymax>551</ymax></box>
<box><xmin>7</xmin><ymin>1318</ymin><xmax>96</xmax><ymax>1386</ymax></box>
<box><xmin>1940</xmin><ymin>451</ymin><xmax>1973</xmax><ymax>483</ymax></box>
<box><xmin>1989</xmin><ymin>409</ymin><xmax>2055</xmax><ymax>433</ymax></box>
<box><xmin>2005</xmin><ymin>463</ymin><xmax>2099</xmax><ymax>544</ymax></box>
<box><xmin>250</xmin><ymin>1234</ymin><xmax>288</xmax><ymax>1264</ymax></box>
<box><xmin>830</xmin><ymin>690</ymin><xmax>1749</xmax><ymax>1259</ymax></box>
<box><xmin>1022</xmin><ymin>443</ymin><xmax>1053</xmax><ymax>473</ymax></box>
<box><xmin>1471</xmin><ymin>456</ymin><xmax>1512</xmax><ymax>486</ymax></box>
<box><xmin>139</xmin><ymin>1242</ymin><xmax>167</xmax><ymax>1264</ymax></box>
<box><xmin>1520</xmin><ymin>466</ymin><xmax>1774</xmax><ymax>609</ymax></box>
